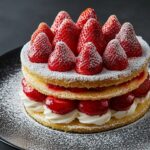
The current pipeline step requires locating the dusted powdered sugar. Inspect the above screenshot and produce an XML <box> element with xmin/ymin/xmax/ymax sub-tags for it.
<box><xmin>20</xmin><ymin>36</ymin><xmax>150</xmax><ymax>82</ymax></box>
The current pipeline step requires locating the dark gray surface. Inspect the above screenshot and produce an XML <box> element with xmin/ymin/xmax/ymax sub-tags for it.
<box><xmin>0</xmin><ymin>0</ymin><xmax>150</xmax><ymax>150</ymax></box>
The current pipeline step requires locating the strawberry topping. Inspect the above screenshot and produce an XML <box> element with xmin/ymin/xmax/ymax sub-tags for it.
<box><xmin>77</xmin><ymin>18</ymin><xmax>106</xmax><ymax>55</ymax></box>
<box><xmin>102</xmin><ymin>15</ymin><xmax>121</xmax><ymax>42</ymax></box>
<box><xmin>45</xmin><ymin>96</ymin><xmax>77</xmax><ymax>114</ymax></box>
<box><xmin>22</xmin><ymin>78</ymin><xmax>46</xmax><ymax>102</ymax></box>
<box><xmin>31</xmin><ymin>22</ymin><xmax>54</xmax><ymax>43</ymax></box>
<box><xmin>103</xmin><ymin>39</ymin><xmax>128</xmax><ymax>70</ymax></box>
<box><xmin>53</xmin><ymin>19</ymin><xmax>80</xmax><ymax>55</ymax></box>
<box><xmin>116</xmin><ymin>22</ymin><xmax>142</xmax><ymax>57</ymax></box>
<box><xmin>48</xmin><ymin>41</ymin><xmax>76</xmax><ymax>72</ymax></box>
<box><xmin>132</xmin><ymin>75</ymin><xmax>150</xmax><ymax>97</ymax></box>
<box><xmin>28</xmin><ymin>32</ymin><xmax>52</xmax><ymax>63</ymax></box>
<box><xmin>109</xmin><ymin>93</ymin><xmax>135</xmax><ymax>111</ymax></box>
<box><xmin>76</xmin><ymin>8</ymin><xmax>98</xmax><ymax>29</ymax></box>
<box><xmin>76</xmin><ymin>42</ymin><xmax>103</xmax><ymax>75</ymax></box>
<box><xmin>51</xmin><ymin>11</ymin><xmax>72</xmax><ymax>34</ymax></box>
<box><xmin>78</xmin><ymin>100</ymin><xmax>109</xmax><ymax>116</ymax></box>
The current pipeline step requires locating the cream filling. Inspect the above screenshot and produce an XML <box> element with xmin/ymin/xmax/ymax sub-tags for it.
<box><xmin>111</xmin><ymin>101</ymin><xmax>137</xmax><ymax>119</ymax></box>
<box><xmin>77</xmin><ymin>110</ymin><xmax>111</xmax><ymax>125</ymax></box>
<box><xmin>44</xmin><ymin>106</ymin><xmax>78</xmax><ymax>124</ymax></box>
<box><xmin>20</xmin><ymin>92</ymin><xmax>44</xmax><ymax>113</ymax></box>
<box><xmin>21</xmin><ymin>91</ymin><xmax>150</xmax><ymax>125</ymax></box>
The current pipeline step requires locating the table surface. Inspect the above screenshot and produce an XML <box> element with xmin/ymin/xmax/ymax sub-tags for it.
<box><xmin>0</xmin><ymin>0</ymin><xmax>150</xmax><ymax>149</ymax></box>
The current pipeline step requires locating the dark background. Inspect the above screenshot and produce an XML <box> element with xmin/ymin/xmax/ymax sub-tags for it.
<box><xmin>0</xmin><ymin>0</ymin><xmax>150</xmax><ymax>149</ymax></box>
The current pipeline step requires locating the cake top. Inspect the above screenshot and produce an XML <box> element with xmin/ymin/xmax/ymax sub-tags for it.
<box><xmin>22</xmin><ymin>8</ymin><xmax>150</xmax><ymax>79</ymax></box>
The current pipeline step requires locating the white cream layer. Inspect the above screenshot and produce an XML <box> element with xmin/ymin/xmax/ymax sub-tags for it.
<box><xmin>21</xmin><ymin>91</ymin><xmax>150</xmax><ymax>125</ymax></box>
<box><xmin>20</xmin><ymin>92</ymin><xmax>44</xmax><ymax>112</ymax></box>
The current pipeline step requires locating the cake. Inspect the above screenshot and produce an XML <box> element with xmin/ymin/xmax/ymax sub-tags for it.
<box><xmin>20</xmin><ymin>8</ymin><xmax>150</xmax><ymax>133</ymax></box>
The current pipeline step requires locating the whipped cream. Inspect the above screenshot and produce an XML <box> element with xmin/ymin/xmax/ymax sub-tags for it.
<box><xmin>77</xmin><ymin>110</ymin><xmax>111</xmax><ymax>125</ymax></box>
<box><xmin>135</xmin><ymin>91</ymin><xmax>150</xmax><ymax>104</ymax></box>
<box><xmin>44</xmin><ymin>106</ymin><xmax>78</xmax><ymax>124</ymax></box>
<box><xmin>20</xmin><ymin>92</ymin><xmax>44</xmax><ymax>112</ymax></box>
<box><xmin>111</xmin><ymin>101</ymin><xmax>137</xmax><ymax>119</ymax></box>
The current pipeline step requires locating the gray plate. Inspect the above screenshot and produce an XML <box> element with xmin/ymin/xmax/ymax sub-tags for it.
<box><xmin>0</xmin><ymin>48</ymin><xmax>150</xmax><ymax>150</ymax></box>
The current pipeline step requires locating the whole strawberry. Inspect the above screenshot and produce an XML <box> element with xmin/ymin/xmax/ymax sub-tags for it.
<box><xmin>31</xmin><ymin>22</ymin><xmax>54</xmax><ymax>43</ymax></box>
<box><xmin>102</xmin><ymin>15</ymin><xmax>121</xmax><ymax>42</ymax></box>
<box><xmin>77</xmin><ymin>18</ymin><xmax>106</xmax><ymax>55</ymax></box>
<box><xmin>103</xmin><ymin>39</ymin><xmax>128</xmax><ymax>70</ymax></box>
<box><xmin>28</xmin><ymin>32</ymin><xmax>52</xmax><ymax>63</ymax></box>
<box><xmin>76</xmin><ymin>8</ymin><xmax>98</xmax><ymax>29</ymax></box>
<box><xmin>48</xmin><ymin>41</ymin><xmax>76</xmax><ymax>72</ymax></box>
<box><xmin>76</xmin><ymin>42</ymin><xmax>103</xmax><ymax>75</ymax></box>
<box><xmin>53</xmin><ymin>19</ymin><xmax>80</xmax><ymax>55</ymax></box>
<box><xmin>116</xmin><ymin>22</ymin><xmax>142</xmax><ymax>57</ymax></box>
<box><xmin>51</xmin><ymin>11</ymin><xmax>72</xmax><ymax>34</ymax></box>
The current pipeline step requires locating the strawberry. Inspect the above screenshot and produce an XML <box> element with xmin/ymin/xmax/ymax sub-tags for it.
<box><xmin>76</xmin><ymin>8</ymin><xmax>98</xmax><ymax>29</ymax></box>
<box><xmin>48</xmin><ymin>84</ymin><xmax>66</xmax><ymax>91</ymax></box>
<box><xmin>102</xmin><ymin>15</ymin><xmax>121</xmax><ymax>42</ymax></box>
<box><xmin>132</xmin><ymin>75</ymin><xmax>150</xmax><ymax>97</ymax></box>
<box><xmin>31</xmin><ymin>22</ymin><xmax>54</xmax><ymax>43</ymax></box>
<box><xmin>48</xmin><ymin>41</ymin><xmax>76</xmax><ymax>72</ymax></box>
<box><xmin>51</xmin><ymin>11</ymin><xmax>72</xmax><ymax>34</ymax></box>
<box><xmin>77</xmin><ymin>18</ymin><xmax>106</xmax><ymax>55</ymax></box>
<box><xmin>22</xmin><ymin>78</ymin><xmax>46</xmax><ymax>102</ymax></box>
<box><xmin>103</xmin><ymin>39</ymin><xmax>128</xmax><ymax>70</ymax></box>
<box><xmin>45</xmin><ymin>96</ymin><xmax>77</xmax><ymax>114</ymax></box>
<box><xmin>78</xmin><ymin>100</ymin><xmax>109</xmax><ymax>116</ymax></box>
<box><xmin>76</xmin><ymin>42</ymin><xmax>103</xmax><ymax>75</ymax></box>
<box><xmin>28</xmin><ymin>32</ymin><xmax>52</xmax><ymax>63</ymax></box>
<box><xmin>53</xmin><ymin>19</ymin><xmax>80</xmax><ymax>55</ymax></box>
<box><xmin>116</xmin><ymin>22</ymin><xmax>142</xmax><ymax>57</ymax></box>
<box><xmin>109</xmin><ymin>93</ymin><xmax>135</xmax><ymax>111</ymax></box>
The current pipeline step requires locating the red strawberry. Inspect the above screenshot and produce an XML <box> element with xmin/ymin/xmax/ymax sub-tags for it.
<box><xmin>102</xmin><ymin>15</ymin><xmax>121</xmax><ymax>42</ymax></box>
<box><xmin>31</xmin><ymin>22</ymin><xmax>54</xmax><ymax>43</ymax></box>
<box><xmin>103</xmin><ymin>39</ymin><xmax>128</xmax><ymax>70</ymax></box>
<box><xmin>76</xmin><ymin>8</ymin><xmax>98</xmax><ymax>29</ymax></box>
<box><xmin>48</xmin><ymin>84</ymin><xmax>65</xmax><ymax>91</ymax></box>
<box><xmin>132</xmin><ymin>75</ymin><xmax>150</xmax><ymax>97</ymax></box>
<box><xmin>22</xmin><ymin>78</ymin><xmax>46</xmax><ymax>102</ymax></box>
<box><xmin>48</xmin><ymin>41</ymin><xmax>76</xmax><ymax>72</ymax></box>
<box><xmin>51</xmin><ymin>11</ymin><xmax>72</xmax><ymax>34</ymax></box>
<box><xmin>77</xmin><ymin>18</ymin><xmax>106</xmax><ymax>55</ymax></box>
<box><xmin>45</xmin><ymin>96</ymin><xmax>77</xmax><ymax>114</ymax></box>
<box><xmin>116</xmin><ymin>22</ymin><xmax>142</xmax><ymax>57</ymax></box>
<box><xmin>78</xmin><ymin>100</ymin><xmax>109</xmax><ymax>116</ymax></box>
<box><xmin>76</xmin><ymin>42</ymin><xmax>103</xmax><ymax>75</ymax></box>
<box><xmin>53</xmin><ymin>19</ymin><xmax>80</xmax><ymax>55</ymax></box>
<box><xmin>109</xmin><ymin>93</ymin><xmax>135</xmax><ymax>111</ymax></box>
<box><xmin>28</xmin><ymin>32</ymin><xmax>52</xmax><ymax>63</ymax></box>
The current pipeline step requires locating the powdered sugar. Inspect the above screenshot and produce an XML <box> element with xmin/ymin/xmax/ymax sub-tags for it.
<box><xmin>21</xmin><ymin>36</ymin><xmax>150</xmax><ymax>82</ymax></box>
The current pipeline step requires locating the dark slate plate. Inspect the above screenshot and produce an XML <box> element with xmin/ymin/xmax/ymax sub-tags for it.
<box><xmin>0</xmin><ymin>47</ymin><xmax>150</xmax><ymax>150</ymax></box>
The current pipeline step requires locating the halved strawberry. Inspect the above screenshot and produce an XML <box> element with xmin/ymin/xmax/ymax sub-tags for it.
<box><xmin>76</xmin><ymin>42</ymin><xmax>103</xmax><ymax>75</ymax></box>
<box><xmin>132</xmin><ymin>75</ymin><xmax>150</xmax><ymax>97</ymax></box>
<box><xmin>116</xmin><ymin>22</ymin><xmax>142</xmax><ymax>57</ymax></box>
<box><xmin>76</xmin><ymin>8</ymin><xmax>98</xmax><ymax>29</ymax></box>
<box><xmin>103</xmin><ymin>39</ymin><xmax>128</xmax><ymax>70</ymax></box>
<box><xmin>102</xmin><ymin>15</ymin><xmax>121</xmax><ymax>42</ymax></box>
<box><xmin>48</xmin><ymin>41</ymin><xmax>76</xmax><ymax>71</ymax></box>
<box><xmin>109</xmin><ymin>93</ymin><xmax>135</xmax><ymax>111</ymax></box>
<box><xmin>78</xmin><ymin>100</ymin><xmax>109</xmax><ymax>116</ymax></box>
<box><xmin>53</xmin><ymin>19</ymin><xmax>80</xmax><ymax>55</ymax></box>
<box><xmin>28</xmin><ymin>32</ymin><xmax>52</xmax><ymax>63</ymax></box>
<box><xmin>22</xmin><ymin>78</ymin><xmax>46</xmax><ymax>102</ymax></box>
<box><xmin>51</xmin><ymin>11</ymin><xmax>72</xmax><ymax>34</ymax></box>
<box><xmin>45</xmin><ymin>96</ymin><xmax>77</xmax><ymax>114</ymax></box>
<box><xmin>48</xmin><ymin>84</ymin><xmax>65</xmax><ymax>91</ymax></box>
<box><xmin>31</xmin><ymin>22</ymin><xmax>54</xmax><ymax>43</ymax></box>
<box><xmin>77</xmin><ymin>18</ymin><xmax>106</xmax><ymax>55</ymax></box>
